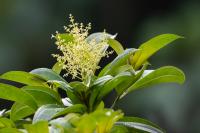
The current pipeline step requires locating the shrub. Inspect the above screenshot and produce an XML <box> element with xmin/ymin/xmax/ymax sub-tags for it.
<box><xmin>0</xmin><ymin>15</ymin><xmax>185</xmax><ymax>133</ymax></box>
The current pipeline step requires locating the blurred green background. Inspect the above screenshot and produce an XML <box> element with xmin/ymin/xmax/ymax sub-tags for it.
<box><xmin>0</xmin><ymin>0</ymin><xmax>200</xmax><ymax>132</ymax></box>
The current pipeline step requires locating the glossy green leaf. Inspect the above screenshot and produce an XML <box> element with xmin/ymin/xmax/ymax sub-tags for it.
<box><xmin>0</xmin><ymin>118</ymin><xmax>15</xmax><ymax>128</ymax></box>
<box><xmin>107</xmin><ymin>39</ymin><xmax>124</xmax><ymax>55</ymax></box>
<box><xmin>0</xmin><ymin>109</ymin><xmax>6</xmax><ymax>117</ymax></box>
<box><xmin>86</xmin><ymin>32</ymin><xmax>116</xmax><ymax>43</ymax></box>
<box><xmin>62</xmin><ymin>98</ymin><xmax>72</xmax><ymax>106</ymax></box>
<box><xmin>67</xmin><ymin>90</ymin><xmax>82</xmax><ymax>104</ymax></box>
<box><xmin>97</xmin><ymin>72</ymin><xmax>133</xmax><ymax>101</ymax></box>
<box><xmin>121</xmin><ymin>66</ymin><xmax>185</xmax><ymax>98</ymax></box>
<box><xmin>47</xmin><ymin>80</ymin><xmax>72</xmax><ymax>92</ymax></box>
<box><xmin>116</xmin><ymin>116</ymin><xmax>165</xmax><ymax>133</ymax></box>
<box><xmin>53</xmin><ymin>104</ymin><xmax>86</xmax><ymax>118</ymax></box>
<box><xmin>111</xmin><ymin>64</ymin><xmax>134</xmax><ymax>76</ymax></box>
<box><xmin>75</xmin><ymin>109</ymin><xmax>123</xmax><ymax>133</ymax></box>
<box><xmin>92</xmin><ymin>75</ymin><xmax>113</xmax><ymax>87</ymax></box>
<box><xmin>10</xmin><ymin>102</ymin><xmax>35</xmax><ymax>121</ymax></box>
<box><xmin>89</xmin><ymin>75</ymin><xmax>113</xmax><ymax>111</ymax></box>
<box><xmin>102</xmin><ymin>48</ymin><xmax>138</xmax><ymax>76</ymax></box>
<box><xmin>116</xmin><ymin>63</ymin><xmax>147</xmax><ymax>96</ymax></box>
<box><xmin>98</xmin><ymin>63</ymin><xmax>111</xmax><ymax>77</ymax></box>
<box><xmin>33</xmin><ymin>104</ymin><xmax>63</xmax><ymax>123</ymax></box>
<box><xmin>131</xmin><ymin>34</ymin><xmax>183</xmax><ymax>70</ymax></box>
<box><xmin>69</xmin><ymin>81</ymin><xmax>87</xmax><ymax>93</ymax></box>
<box><xmin>30</xmin><ymin>68</ymin><xmax>66</xmax><ymax>83</ymax></box>
<box><xmin>75</xmin><ymin>114</ymin><xmax>96</xmax><ymax>133</ymax></box>
<box><xmin>0</xmin><ymin>83</ymin><xmax>37</xmax><ymax>110</ymax></box>
<box><xmin>0</xmin><ymin>71</ymin><xmax>46</xmax><ymax>86</ymax></box>
<box><xmin>14</xmin><ymin>120</ymin><xmax>32</xmax><ymax>129</ymax></box>
<box><xmin>0</xmin><ymin>128</ymin><xmax>22</xmax><ymax>133</ymax></box>
<box><xmin>50</xmin><ymin>113</ymin><xmax>79</xmax><ymax>133</ymax></box>
<box><xmin>86</xmin><ymin>32</ymin><xmax>116</xmax><ymax>56</ymax></box>
<box><xmin>33</xmin><ymin>104</ymin><xmax>86</xmax><ymax>123</ymax></box>
<box><xmin>46</xmin><ymin>80</ymin><xmax>81</xmax><ymax>105</ymax></box>
<box><xmin>22</xmin><ymin>86</ymin><xmax>62</xmax><ymax>106</ymax></box>
<box><xmin>110</xmin><ymin>125</ymin><xmax>129</xmax><ymax>133</ymax></box>
<box><xmin>52</xmin><ymin>62</ymin><xmax>62</xmax><ymax>74</ymax></box>
<box><xmin>95</xmin><ymin>101</ymin><xmax>105</xmax><ymax>110</ymax></box>
<box><xmin>86</xmin><ymin>32</ymin><xmax>124</xmax><ymax>55</ymax></box>
<box><xmin>24</xmin><ymin>121</ymin><xmax>49</xmax><ymax>133</ymax></box>
<box><xmin>89</xmin><ymin>88</ymin><xmax>99</xmax><ymax>112</ymax></box>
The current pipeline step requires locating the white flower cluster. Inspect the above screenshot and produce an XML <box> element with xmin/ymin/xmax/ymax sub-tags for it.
<box><xmin>52</xmin><ymin>14</ymin><xmax>112</xmax><ymax>80</ymax></box>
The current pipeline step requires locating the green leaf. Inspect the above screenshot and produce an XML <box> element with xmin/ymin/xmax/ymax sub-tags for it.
<box><xmin>131</xmin><ymin>34</ymin><xmax>183</xmax><ymax>70</ymax></box>
<box><xmin>52</xmin><ymin>62</ymin><xmax>62</xmax><ymax>74</ymax></box>
<box><xmin>24</xmin><ymin>121</ymin><xmax>49</xmax><ymax>133</ymax></box>
<box><xmin>110</xmin><ymin>125</ymin><xmax>129</xmax><ymax>133</ymax></box>
<box><xmin>107</xmin><ymin>39</ymin><xmax>124</xmax><ymax>55</ymax></box>
<box><xmin>30</xmin><ymin>68</ymin><xmax>66</xmax><ymax>83</ymax></box>
<box><xmin>53</xmin><ymin>104</ymin><xmax>86</xmax><ymax>118</ymax></box>
<box><xmin>67</xmin><ymin>90</ymin><xmax>82</xmax><ymax>104</ymax></box>
<box><xmin>47</xmin><ymin>80</ymin><xmax>72</xmax><ymax>92</ymax></box>
<box><xmin>0</xmin><ymin>83</ymin><xmax>37</xmax><ymax>110</ymax></box>
<box><xmin>111</xmin><ymin>64</ymin><xmax>134</xmax><ymax>76</ymax></box>
<box><xmin>10</xmin><ymin>102</ymin><xmax>35</xmax><ymax>121</ymax></box>
<box><xmin>86</xmin><ymin>32</ymin><xmax>124</xmax><ymax>55</ymax></box>
<box><xmin>89</xmin><ymin>75</ymin><xmax>113</xmax><ymax>111</ymax></box>
<box><xmin>0</xmin><ymin>71</ymin><xmax>46</xmax><ymax>86</ymax></box>
<box><xmin>14</xmin><ymin>119</ymin><xmax>32</xmax><ymax>129</ymax></box>
<box><xmin>116</xmin><ymin>116</ymin><xmax>165</xmax><ymax>133</ymax></box>
<box><xmin>62</xmin><ymin>98</ymin><xmax>72</xmax><ymax>106</ymax></box>
<box><xmin>46</xmin><ymin>80</ymin><xmax>81</xmax><ymax>105</ymax></box>
<box><xmin>121</xmin><ymin>66</ymin><xmax>185</xmax><ymax>98</ymax></box>
<box><xmin>97</xmin><ymin>72</ymin><xmax>133</xmax><ymax>101</ymax></box>
<box><xmin>33</xmin><ymin>104</ymin><xmax>63</xmax><ymax>123</ymax></box>
<box><xmin>33</xmin><ymin>104</ymin><xmax>86</xmax><ymax>123</ymax></box>
<box><xmin>98</xmin><ymin>63</ymin><xmax>111</xmax><ymax>77</ymax></box>
<box><xmin>0</xmin><ymin>109</ymin><xmax>6</xmax><ymax>117</ymax></box>
<box><xmin>86</xmin><ymin>32</ymin><xmax>116</xmax><ymax>43</ymax></box>
<box><xmin>95</xmin><ymin>101</ymin><xmax>105</xmax><ymax>110</ymax></box>
<box><xmin>0</xmin><ymin>128</ymin><xmax>22</xmax><ymax>133</ymax></box>
<box><xmin>75</xmin><ymin>109</ymin><xmax>123</xmax><ymax>133</ymax></box>
<box><xmin>22</xmin><ymin>86</ymin><xmax>62</xmax><ymax>106</ymax></box>
<box><xmin>102</xmin><ymin>48</ymin><xmax>138</xmax><ymax>76</ymax></box>
<box><xmin>0</xmin><ymin>117</ymin><xmax>15</xmax><ymax>128</ymax></box>
<box><xmin>92</xmin><ymin>75</ymin><xmax>113</xmax><ymax>87</ymax></box>
<box><xmin>116</xmin><ymin>63</ymin><xmax>147</xmax><ymax>96</ymax></box>
<box><xmin>89</xmin><ymin>88</ymin><xmax>100</xmax><ymax>112</ymax></box>
<box><xmin>46</xmin><ymin>80</ymin><xmax>83</xmax><ymax>105</ymax></box>
<box><xmin>49</xmin><ymin>114</ymin><xmax>79</xmax><ymax>133</ymax></box>
<box><xmin>69</xmin><ymin>81</ymin><xmax>87</xmax><ymax>93</ymax></box>
<box><xmin>75</xmin><ymin>114</ymin><xmax>96</xmax><ymax>133</ymax></box>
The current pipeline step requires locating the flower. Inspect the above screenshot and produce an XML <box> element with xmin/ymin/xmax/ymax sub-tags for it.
<box><xmin>52</xmin><ymin>14</ymin><xmax>112</xmax><ymax>80</ymax></box>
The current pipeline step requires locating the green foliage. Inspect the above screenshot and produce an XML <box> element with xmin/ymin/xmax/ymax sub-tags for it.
<box><xmin>0</xmin><ymin>25</ymin><xmax>185</xmax><ymax>133</ymax></box>
<box><xmin>74</xmin><ymin>109</ymin><xmax>123</xmax><ymax>133</ymax></box>
<box><xmin>10</xmin><ymin>102</ymin><xmax>35</xmax><ymax>121</ymax></box>
<box><xmin>99</xmin><ymin>48</ymin><xmax>138</xmax><ymax>76</ymax></box>
<box><xmin>30</xmin><ymin>68</ymin><xmax>67</xmax><ymax>83</ymax></box>
<box><xmin>33</xmin><ymin>104</ymin><xmax>86</xmax><ymax>123</ymax></box>
<box><xmin>0</xmin><ymin>71</ymin><xmax>46</xmax><ymax>86</ymax></box>
<box><xmin>0</xmin><ymin>83</ymin><xmax>38</xmax><ymax>110</ymax></box>
<box><xmin>120</xmin><ymin>66</ymin><xmax>185</xmax><ymax>98</ymax></box>
<box><xmin>116</xmin><ymin>117</ymin><xmax>165</xmax><ymax>133</ymax></box>
<box><xmin>24</xmin><ymin>121</ymin><xmax>49</xmax><ymax>133</ymax></box>
<box><xmin>130</xmin><ymin>34</ymin><xmax>183</xmax><ymax>70</ymax></box>
<box><xmin>22</xmin><ymin>86</ymin><xmax>63</xmax><ymax>106</ymax></box>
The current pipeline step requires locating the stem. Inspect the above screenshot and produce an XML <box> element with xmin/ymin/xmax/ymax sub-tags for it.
<box><xmin>110</xmin><ymin>95</ymin><xmax>120</xmax><ymax>109</ymax></box>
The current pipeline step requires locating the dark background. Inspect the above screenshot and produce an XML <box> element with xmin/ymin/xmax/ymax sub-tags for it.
<box><xmin>0</xmin><ymin>0</ymin><xmax>200</xmax><ymax>132</ymax></box>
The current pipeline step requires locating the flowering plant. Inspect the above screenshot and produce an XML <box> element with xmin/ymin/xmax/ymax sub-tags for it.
<box><xmin>0</xmin><ymin>15</ymin><xmax>185</xmax><ymax>133</ymax></box>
